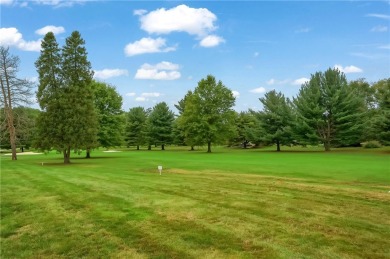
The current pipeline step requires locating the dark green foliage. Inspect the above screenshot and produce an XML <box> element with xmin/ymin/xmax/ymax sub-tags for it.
<box><xmin>126</xmin><ymin>106</ymin><xmax>149</xmax><ymax>150</ymax></box>
<box><xmin>178</xmin><ymin>75</ymin><xmax>236</xmax><ymax>153</ymax></box>
<box><xmin>35</xmin><ymin>31</ymin><xmax>97</xmax><ymax>163</ymax></box>
<box><xmin>372</xmin><ymin>78</ymin><xmax>390</xmax><ymax>145</ymax></box>
<box><xmin>147</xmin><ymin>102</ymin><xmax>174</xmax><ymax>150</ymax></box>
<box><xmin>229</xmin><ymin>111</ymin><xmax>259</xmax><ymax>148</ymax></box>
<box><xmin>92</xmin><ymin>81</ymin><xmax>124</xmax><ymax>149</ymax></box>
<box><xmin>257</xmin><ymin>90</ymin><xmax>294</xmax><ymax>151</ymax></box>
<box><xmin>293</xmin><ymin>68</ymin><xmax>365</xmax><ymax>151</ymax></box>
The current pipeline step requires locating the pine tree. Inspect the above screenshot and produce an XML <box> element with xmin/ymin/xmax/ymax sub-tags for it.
<box><xmin>257</xmin><ymin>90</ymin><xmax>294</xmax><ymax>151</ymax></box>
<box><xmin>293</xmin><ymin>68</ymin><xmax>365</xmax><ymax>151</ymax></box>
<box><xmin>35</xmin><ymin>31</ymin><xmax>97</xmax><ymax>163</ymax></box>
<box><xmin>147</xmin><ymin>102</ymin><xmax>174</xmax><ymax>150</ymax></box>
<box><xmin>126</xmin><ymin>106</ymin><xmax>149</xmax><ymax>150</ymax></box>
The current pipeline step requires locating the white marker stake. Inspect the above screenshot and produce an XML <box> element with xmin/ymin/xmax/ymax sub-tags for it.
<box><xmin>158</xmin><ymin>166</ymin><xmax>162</xmax><ymax>175</ymax></box>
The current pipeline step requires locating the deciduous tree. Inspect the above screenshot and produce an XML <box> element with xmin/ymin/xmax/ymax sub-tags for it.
<box><xmin>180</xmin><ymin>75</ymin><xmax>236</xmax><ymax>153</ymax></box>
<box><xmin>0</xmin><ymin>47</ymin><xmax>33</xmax><ymax>160</ymax></box>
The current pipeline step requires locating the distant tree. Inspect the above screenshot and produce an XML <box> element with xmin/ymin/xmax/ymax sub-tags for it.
<box><xmin>228</xmin><ymin>111</ymin><xmax>258</xmax><ymax>148</ymax></box>
<box><xmin>175</xmin><ymin>90</ymin><xmax>195</xmax><ymax>150</ymax></box>
<box><xmin>0</xmin><ymin>107</ymin><xmax>39</xmax><ymax>150</ymax></box>
<box><xmin>349</xmin><ymin>78</ymin><xmax>376</xmax><ymax>141</ymax></box>
<box><xmin>372</xmin><ymin>78</ymin><xmax>390</xmax><ymax>145</ymax></box>
<box><xmin>126</xmin><ymin>106</ymin><xmax>149</xmax><ymax>150</ymax></box>
<box><xmin>91</xmin><ymin>81</ymin><xmax>124</xmax><ymax>156</ymax></box>
<box><xmin>35</xmin><ymin>31</ymin><xmax>97</xmax><ymax>163</ymax></box>
<box><xmin>293</xmin><ymin>68</ymin><xmax>365</xmax><ymax>151</ymax></box>
<box><xmin>0</xmin><ymin>47</ymin><xmax>33</xmax><ymax>160</ymax></box>
<box><xmin>256</xmin><ymin>90</ymin><xmax>294</xmax><ymax>151</ymax></box>
<box><xmin>147</xmin><ymin>102</ymin><xmax>175</xmax><ymax>150</ymax></box>
<box><xmin>180</xmin><ymin>75</ymin><xmax>236</xmax><ymax>153</ymax></box>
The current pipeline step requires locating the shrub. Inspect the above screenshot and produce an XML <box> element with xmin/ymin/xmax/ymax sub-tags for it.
<box><xmin>363</xmin><ymin>141</ymin><xmax>381</xmax><ymax>149</ymax></box>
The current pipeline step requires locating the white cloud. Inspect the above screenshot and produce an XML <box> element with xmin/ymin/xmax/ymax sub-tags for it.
<box><xmin>199</xmin><ymin>35</ymin><xmax>225</xmax><ymax>47</ymax></box>
<box><xmin>267</xmin><ymin>78</ymin><xmax>290</xmax><ymax>85</ymax></box>
<box><xmin>366</xmin><ymin>13</ymin><xmax>390</xmax><ymax>20</ymax></box>
<box><xmin>135</xmin><ymin>62</ymin><xmax>181</xmax><ymax>80</ymax></box>
<box><xmin>249</xmin><ymin>87</ymin><xmax>266</xmax><ymax>94</ymax></box>
<box><xmin>126</xmin><ymin>92</ymin><xmax>136</xmax><ymax>97</ymax></box>
<box><xmin>35</xmin><ymin>25</ymin><xmax>65</xmax><ymax>35</ymax></box>
<box><xmin>295</xmin><ymin>27</ymin><xmax>311</xmax><ymax>33</ymax></box>
<box><xmin>139</xmin><ymin>4</ymin><xmax>217</xmax><ymax>37</ymax></box>
<box><xmin>371</xmin><ymin>25</ymin><xmax>388</xmax><ymax>32</ymax></box>
<box><xmin>141</xmin><ymin>92</ymin><xmax>161</xmax><ymax>97</ymax></box>
<box><xmin>135</xmin><ymin>97</ymin><xmax>147</xmax><ymax>102</ymax></box>
<box><xmin>94</xmin><ymin>69</ymin><xmax>129</xmax><ymax>79</ymax></box>
<box><xmin>124</xmin><ymin>37</ymin><xmax>175</xmax><ymax>56</ymax></box>
<box><xmin>133</xmin><ymin>9</ymin><xmax>147</xmax><ymax>16</ymax></box>
<box><xmin>293</xmin><ymin>77</ymin><xmax>309</xmax><ymax>85</ymax></box>
<box><xmin>267</xmin><ymin>79</ymin><xmax>275</xmax><ymax>85</ymax></box>
<box><xmin>0</xmin><ymin>27</ymin><xmax>41</xmax><ymax>51</ymax></box>
<box><xmin>232</xmin><ymin>91</ymin><xmax>240</xmax><ymax>98</ymax></box>
<box><xmin>334</xmin><ymin>64</ymin><xmax>363</xmax><ymax>73</ymax></box>
<box><xmin>34</xmin><ymin>0</ymin><xmax>86</xmax><ymax>8</ymax></box>
<box><xmin>0</xmin><ymin>0</ymin><xmax>13</xmax><ymax>5</ymax></box>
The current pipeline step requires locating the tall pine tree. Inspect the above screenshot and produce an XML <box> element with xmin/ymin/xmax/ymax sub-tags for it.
<box><xmin>293</xmin><ymin>68</ymin><xmax>365</xmax><ymax>151</ymax></box>
<box><xmin>147</xmin><ymin>102</ymin><xmax>174</xmax><ymax>150</ymax></box>
<box><xmin>126</xmin><ymin>106</ymin><xmax>149</xmax><ymax>150</ymax></box>
<box><xmin>35</xmin><ymin>31</ymin><xmax>97</xmax><ymax>163</ymax></box>
<box><xmin>257</xmin><ymin>90</ymin><xmax>294</xmax><ymax>151</ymax></box>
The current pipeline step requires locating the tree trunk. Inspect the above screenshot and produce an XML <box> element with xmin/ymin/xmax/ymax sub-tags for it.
<box><xmin>207</xmin><ymin>141</ymin><xmax>211</xmax><ymax>153</ymax></box>
<box><xmin>148</xmin><ymin>145</ymin><xmax>151</xmax><ymax>150</ymax></box>
<box><xmin>86</xmin><ymin>148</ymin><xmax>91</xmax><ymax>158</ymax></box>
<box><xmin>190</xmin><ymin>146</ymin><xmax>194</xmax><ymax>151</ymax></box>
<box><xmin>64</xmin><ymin>146</ymin><xmax>71</xmax><ymax>164</ymax></box>
<box><xmin>324</xmin><ymin>141</ymin><xmax>331</xmax><ymax>152</ymax></box>
<box><xmin>161</xmin><ymin>144</ymin><xmax>165</xmax><ymax>150</ymax></box>
<box><xmin>0</xmin><ymin>65</ymin><xmax>16</xmax><ymax>160</ymax></box>
<box><xmin>276</xmin><ymin>140</ymin><xmax>281</xmax><ymax>152</ymax></box>
<box><xmin>137</xmin><ymin>145</ymin><xmax>139</xmax><ymax>150</ymax></box>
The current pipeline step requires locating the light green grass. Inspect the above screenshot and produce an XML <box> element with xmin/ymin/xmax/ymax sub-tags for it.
<box><xmin>1</xmin><ymin>147</ymin><xmax>390</xmax><ymax>258</ymax></box>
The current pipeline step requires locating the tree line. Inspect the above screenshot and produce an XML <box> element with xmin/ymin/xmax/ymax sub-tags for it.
<box><xmin>1</xmin><ymin>31</ymin><xmax>389</xmax><ymax>163</ymax></box>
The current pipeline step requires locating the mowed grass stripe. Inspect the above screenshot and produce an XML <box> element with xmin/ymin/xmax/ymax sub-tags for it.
<box><xmin>1</xmin><ymin>148</ymin><xmax>390</xmax><ymax>258</ymax></box>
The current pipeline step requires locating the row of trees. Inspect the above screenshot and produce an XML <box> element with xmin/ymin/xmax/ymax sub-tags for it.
<box><xmin>1</xmin><ymin>31</ymin><xmax>389</xmax><ymax>163</ymax></box>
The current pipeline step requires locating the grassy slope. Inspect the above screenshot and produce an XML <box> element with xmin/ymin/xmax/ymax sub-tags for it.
<box><xmin>1</xmin><ymin>147</ymin><xmax>389</xmax><ymax>258</ymax></box>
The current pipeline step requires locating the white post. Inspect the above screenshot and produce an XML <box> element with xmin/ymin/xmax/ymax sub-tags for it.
<box><xmin>158</xmin><ymin>165</ymin><xmax>162</xmax><ymax>175</ymax></box>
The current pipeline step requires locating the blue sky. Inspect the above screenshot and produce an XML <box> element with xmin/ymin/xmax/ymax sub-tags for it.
<box><xmin>1</xmin><ymin>0</ymin><xmax>389</xmax><ymax>113</ymax></box>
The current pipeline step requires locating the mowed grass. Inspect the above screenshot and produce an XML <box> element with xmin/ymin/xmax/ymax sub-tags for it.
<box><xmin>1</xmin><ymin>147</ymin><xmax>389</xmax><ymax>258</ymax></box>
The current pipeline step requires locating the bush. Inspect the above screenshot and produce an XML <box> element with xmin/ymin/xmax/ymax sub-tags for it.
<box><xmin>363</xmin><ymin>141</ymin><xmax>381</xmax><ymax>149</ymax></box>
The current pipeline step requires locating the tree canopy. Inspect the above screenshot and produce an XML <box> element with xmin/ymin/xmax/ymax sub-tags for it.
<box><xmin>35</xmin><ymin>31</ymin><xmax>97</xmax><ymax>163</ymax></box>
<box><xmin>179</xmin><ymin>75</ymin><xmax>236</xmax><ymax>152</ymax></box>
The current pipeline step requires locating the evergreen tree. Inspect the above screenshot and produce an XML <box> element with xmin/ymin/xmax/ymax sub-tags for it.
<box><xmin>180</xmin><ymin>75</ymin><xmax>236</xmax><ymax>153</ymax></box>
<box><xmin>147</xmin><ymin>102</ymin><xmax>174</xmax><ymax>150</ymax></box>
<box><xmin>126</xmin><ymin>106</ymin><xmax>148</xmax><ymax>150</ymax></box>
<box><xmin>35</xmin><ymin>31</ymin><xmax>97</xmax><ymax>163</ymax></box>
<box><xmin>372</xmin><ymin>78</ymin><xmax>390</xmax><ymax>145</ymax></box>
<box><xmin>293</xmin><ymin>68</ymin><xmax>365</xmax><ymax>151</ymax></box>
<box><xmin>34</xmin><ymin>32</ymin><xmax>64</xmax><ymax>153</ymax></box>
<box><xmin>257</xmin><ymin>90</ymin><xmax>294</xmax><ymax>151</ymax></box>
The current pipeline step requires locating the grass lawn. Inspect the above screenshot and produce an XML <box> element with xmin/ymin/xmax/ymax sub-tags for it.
<box><xmin>1</xmin><ymin>146</ymin><xmax>389</xmax><ymax>258</ymax></box>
